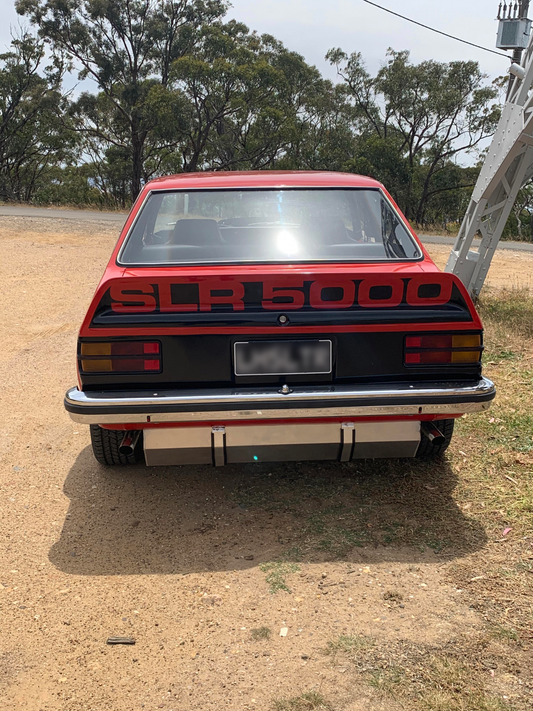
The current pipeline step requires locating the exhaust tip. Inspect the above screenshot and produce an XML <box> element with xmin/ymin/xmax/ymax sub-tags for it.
<box><xmin>119</xmin><ymin>431</ymin><xmax>141</xmax><ymax>456</ymax></box>
<box><xmin>421</xmin><ymin>422</ymin><xmax>445</xmax><ymax>446</ymax></box>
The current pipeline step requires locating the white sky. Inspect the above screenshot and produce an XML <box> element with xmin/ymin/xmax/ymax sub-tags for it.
<box><xmin>0</xmin><ymin>0</ymin><xmax>511</xmax><ymax>85</ymax></box>
<box><xmin>228</xmin><ymin>0</ymin><xmax>509</xmax><ymax>81</ymax></box>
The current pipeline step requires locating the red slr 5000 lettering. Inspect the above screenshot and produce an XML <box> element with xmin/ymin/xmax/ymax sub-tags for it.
<box><xmin>109</xmin><ymin>275</ymin><xmax>453</xmax><ymax>313</ymax></box>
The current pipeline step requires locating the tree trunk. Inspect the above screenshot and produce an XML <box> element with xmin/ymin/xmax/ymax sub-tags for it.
<box><xmin>131</xmin><ymin>128</ymin><xmax>144</xmax><ymax>202</ymax></box>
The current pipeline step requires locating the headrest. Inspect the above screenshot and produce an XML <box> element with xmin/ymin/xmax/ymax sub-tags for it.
<box><xmin>303</xmin><ymin>216</ymin><xmax>348</xmax><ymax>244</ymax></box>
<box><xmin>172</xmin><ymin>219</ymin><xmax>222</xmax><ymax>246</ymax></box>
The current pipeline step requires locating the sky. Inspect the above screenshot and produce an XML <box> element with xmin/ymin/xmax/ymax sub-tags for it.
<box><xmin>0</xmin><ymin>0</ymin><xmax>511</xmax><ymax>86</ymax></box>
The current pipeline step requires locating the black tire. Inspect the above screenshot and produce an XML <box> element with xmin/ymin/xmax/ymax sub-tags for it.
<box><xmin>90</xmin><ymin>425</ymin><xmax>143</xmax><ymax>466</ymax></box>
<box><xmin>416</xmin><ymin>419</ymin><xmax>455</xmax><ymax>459</ymax></box>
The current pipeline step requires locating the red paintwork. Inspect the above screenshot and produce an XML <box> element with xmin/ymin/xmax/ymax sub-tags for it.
<box><xmin>101</xmin><ymin>414</ymin><xmax>463</xmax><ymax>431</ymax></box>
<box><xmin>79</xmin><ymin>170</ymin><xmax>481</xmax><ymax>338</ymax></box>
<box><xmin>77</xmin><ymin>170</ymin><xmax>484</xmax><ymax>414</ymax></box>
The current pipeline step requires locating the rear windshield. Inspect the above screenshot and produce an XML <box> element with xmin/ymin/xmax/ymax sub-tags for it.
<box><xmin>118</xmin><ymin>188</ymin><xmax>421</xmax><ymax>265</ymax></box>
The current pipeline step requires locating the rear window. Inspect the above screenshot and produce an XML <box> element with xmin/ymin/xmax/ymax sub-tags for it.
<box><xmin>118</xmin><ymin>188</ymin><xmax>422</xmax><ymax>265</ymax></box>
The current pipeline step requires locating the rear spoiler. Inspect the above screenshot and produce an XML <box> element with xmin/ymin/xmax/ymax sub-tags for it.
<box><xmin>79</xmin><ymin>271</ymin><xmax>482</xmax><ymax>337</ymax></box>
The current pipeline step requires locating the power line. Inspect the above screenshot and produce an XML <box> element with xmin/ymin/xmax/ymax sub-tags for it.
<box><xmin>362</xmin><ymin>0</ymin><xmax>511</xmax><ymax>59</ymax></box>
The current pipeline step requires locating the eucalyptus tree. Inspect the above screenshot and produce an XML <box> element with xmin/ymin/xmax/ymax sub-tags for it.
<box><xmin>16</xmin><ymin>0</ymin><xmax>227</xmax><ymax>199</ymax></box>
<box><xmin>327</xmin><ymin>48</ymin><xmax>500</xmax><ymax>223</ymax></box>
<box><xmin>0</xmin><ymin>31</ymin><xmax>71</xmax><ymax>202</ymax></box>
<box><xmin>171</xmin><ymin>23</ymin><xmax>326</xmax><ymax>172</ymax></box>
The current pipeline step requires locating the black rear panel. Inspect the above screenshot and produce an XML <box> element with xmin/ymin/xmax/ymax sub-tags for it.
<box><xmin>79</xmin><ymin>331</ymin><xmax>483</xmax><ymax>391</ymax></box>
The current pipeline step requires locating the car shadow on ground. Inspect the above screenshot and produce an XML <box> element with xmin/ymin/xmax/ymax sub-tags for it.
<box><xmin>49</xmin><ymin>446</ymin><xmax>487</xmax><ymax>576</ymax></box>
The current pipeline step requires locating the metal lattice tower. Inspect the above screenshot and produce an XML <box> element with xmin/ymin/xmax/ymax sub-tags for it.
<box><xmin>445</xmin><ymin>5</ymin><xmax>533</xmax><ymax>296</ymax></box>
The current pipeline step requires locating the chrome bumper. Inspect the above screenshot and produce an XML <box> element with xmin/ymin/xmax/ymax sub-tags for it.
<box><xmin>64</xmin><ymin>377</ymin><xmax>495</xmax><ymax>425</ymax></box>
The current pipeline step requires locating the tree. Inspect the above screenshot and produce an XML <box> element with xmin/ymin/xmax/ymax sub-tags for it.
<box><xmin>171</xmin><ymin>24</ymin><xmax>327</xmax><ymax>172</ymax></box>
<box><xmin>0</xmin><ymin>31</ymin><xmax>71</xmax><ymax>202</ymax></box>
<box><xmin>279</xmin><ymin>79</ymin><xmax>355</xmax><ymax>172</ymax></box>
<box><xmin>343</xmin><ymin>134</ymin><xmax>411</xmax><ymax>208</ymax></box>
<box><xmin>509</xmin><ymin>182</ymin><xmax>533</xmax><ymax>240</ymax></box>
<box><xmin>17</xmin><ymin>0</ymin><xmax>227</xmax><ymax>200</ymax></box>
<box><xmin>327</xmin><ymin>48</ymin><xmax>500</xmax><ymax>223</ymax></box>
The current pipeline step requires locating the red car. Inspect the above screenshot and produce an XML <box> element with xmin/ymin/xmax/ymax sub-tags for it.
<box><xmin>64</xmin><ymin>171</ymin><xmax>495</xmax><ymax>466</ymax></box>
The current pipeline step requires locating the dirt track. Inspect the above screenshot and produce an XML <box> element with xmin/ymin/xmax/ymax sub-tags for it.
<box><xmin>1</xmin><ymin>216</ymin><xmax>532</xmax><ymax>711</ymax></box>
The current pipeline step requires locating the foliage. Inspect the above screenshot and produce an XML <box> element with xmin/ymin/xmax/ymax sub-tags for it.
<box><xmin>327</xmin><ymin>48</ymin><xmax>500</xmax><ymax>224</ymax></box>
<box><xmin>0</xmin><ymin>31</ymin><xmax>72</xmax><ymax>202</ymax></box>
<box><xmin>16</xmin><ymin>0</ymin><xmax>227</xmax><ymax>201</ymax></box>
<box><xmin>2</xmin><ymin>0</ymin><xmax>517</xmax><ymax>227</ymax></box>
<box><xmin>170</xmin><ymin>23</ymin><xmax>321</xmax><ymax>172</ymax></box>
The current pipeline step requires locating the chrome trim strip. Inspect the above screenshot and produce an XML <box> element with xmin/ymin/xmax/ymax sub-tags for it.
<box><xmin>65</xmin><ymin>378</ymin><xmax>495</xmax><ymax>425</ymax></box>
<box><xmin>67</xmin><ymin>401</ymin><xmax>493</xmax><ymax>425</ymax></box>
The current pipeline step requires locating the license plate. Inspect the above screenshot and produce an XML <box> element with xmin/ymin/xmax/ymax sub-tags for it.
<box><xmin>234</xmin><ymin>340</ymin><xmax>332</xmax><ymax>376</ymax></box>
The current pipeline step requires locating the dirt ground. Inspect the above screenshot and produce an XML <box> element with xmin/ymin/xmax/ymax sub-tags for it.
<box><xmin>1</xmin><ymin>217</ymin><xmax>532</xmax><ymax>711</ymax></box>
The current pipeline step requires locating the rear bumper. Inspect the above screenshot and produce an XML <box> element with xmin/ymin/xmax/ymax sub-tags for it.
<box><xmin>64</xmin><ymin>377</ymin><xmax>495</xmax><ymax>425</ymax></box>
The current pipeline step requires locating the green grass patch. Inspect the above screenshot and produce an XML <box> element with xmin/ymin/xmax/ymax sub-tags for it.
<box><xmin>260</xmin><ymin>561</ymin><xmax>300</xmax><ymax>594</ymax></box>
<box><xmin>484</xmin><ymin>348</ymin><xmax>521</xmax><ymax>362</ymax></box>
<box><xmin>455</xmin><ymin>408</ymin><xmax>533</xmax><ymax>535</ymax></box>
<box><xmin>461</xmin><ymin>411</ymin><xmax>533</xmax><ymax>453</ymax></box>
<box><xmin>324</xmin><ymin>633</ymin><xmax>375</xmax><ymax>661</ymax></box>
<box><xmin>250</xmin><ymin>626</ymin><xmax>272</xmax><ymax>641</ymax></box>
<box><xmin>272</xmin><ymin>691</ymin><xmax>333</xmax><ymax>711</ymax></box>
<box><xmin>487</xmin><ymin>623</ymin><xmax>519</xmax><ymax>643</ymax></box>
<box><xmin>367</xmin><ymin>667</ymin><xmax>404</xmax><ymax>694</ymax></box>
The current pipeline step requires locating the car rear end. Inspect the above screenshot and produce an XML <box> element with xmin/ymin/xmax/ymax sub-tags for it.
<box><xmin>64</xmin><ymin>173</ymin><xmax>495</xmax><ymax>465</ymax></box>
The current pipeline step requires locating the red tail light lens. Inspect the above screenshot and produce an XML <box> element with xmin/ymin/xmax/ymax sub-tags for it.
<box><xmin>404</xmin><ymin>333</ymin><xmax>482</xmax><ymax>366</ymax></box>
<box><xmin>80</xmin><ymin>341</ymin><xmax>161</xmax><ymax>373</ymax></box>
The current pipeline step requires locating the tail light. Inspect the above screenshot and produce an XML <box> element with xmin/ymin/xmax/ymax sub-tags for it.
<box><xmin>79</xmin><ymin>341</ymin><xmax>161</xmax><ymax>373</ymax></box>
<box><xmin>404</xmin><ymin>333</ymin><xmax>482</xmax><ymax>366</ymax></box>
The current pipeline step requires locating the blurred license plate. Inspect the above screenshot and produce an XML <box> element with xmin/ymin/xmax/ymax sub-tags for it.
<box><xmin>234</xmin><ymin>340</ymin><xmax>332</xmax><ymax>376</ymax></box>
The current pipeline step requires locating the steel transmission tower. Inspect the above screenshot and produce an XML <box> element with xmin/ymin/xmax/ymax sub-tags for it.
<box><xmin>445</xmin><ymin>2</ymin><xmax>533</xmax><ymax>296</ymax></box>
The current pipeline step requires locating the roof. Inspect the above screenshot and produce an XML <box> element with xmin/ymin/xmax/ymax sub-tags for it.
<box><xmin>144</xmin><ymin>171</ymin><xmax>384</xmax><ymax>190</ymax></box>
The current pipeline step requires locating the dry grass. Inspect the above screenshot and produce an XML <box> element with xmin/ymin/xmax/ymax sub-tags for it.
<box><xmin>445</xmin><ymin>288</ymin><xmax>533</xmax><ymax>645</ymax></box>
<box><xmin>324</xmin><ymin>635</ymin><xmax>520</xmax><ymax>711</ymax></box>
<box><xmin>323</xmin><ymin>633</ymin><xmax>375</xmax><ymax>663</ymax></box>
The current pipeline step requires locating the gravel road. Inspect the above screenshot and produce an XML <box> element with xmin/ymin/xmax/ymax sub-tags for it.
<box><xmin>0</xmin><ymin>205</ymin><xmax>128</xmax><ymax>224</ymax></box>
<box><xmin>1</xmin><ymin>204</ymin><xmax>533</xmax><ymax>252</ymax></box>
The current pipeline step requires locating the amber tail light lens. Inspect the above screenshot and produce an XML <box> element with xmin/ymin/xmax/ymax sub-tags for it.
<box><xmin>80</xmin><ymin>342</ymin><xmax>161</xmax><ymax>373</ymax></box>
<box><xmin>404</xmin><ymin>334</ymin><xmax>482</xmax><ymax>366</ymax></box>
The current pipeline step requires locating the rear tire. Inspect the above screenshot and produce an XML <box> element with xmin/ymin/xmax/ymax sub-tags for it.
<box><xmin>416</xmin><ymin>419</ymin><xmax>454</xmax><ymax>459</ymax></box>
<box><xmin>90</xmin><ymin>425</ymin><xmax>142</xmax><ymax>466</ymax></box>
